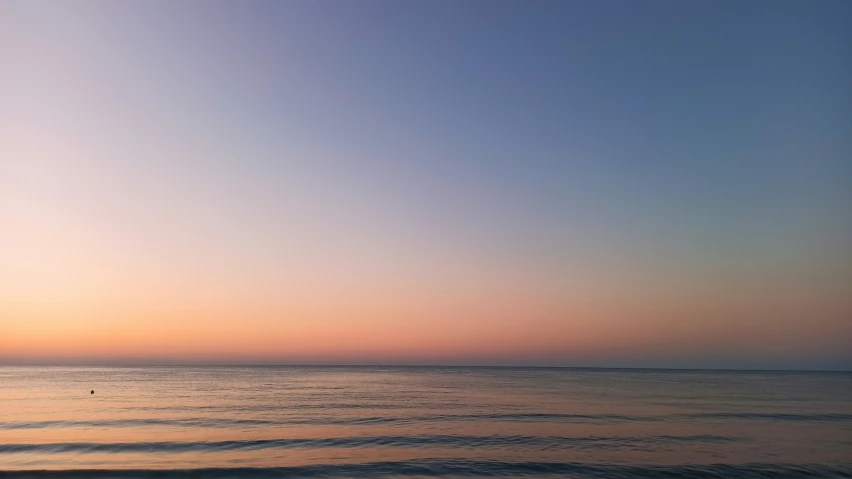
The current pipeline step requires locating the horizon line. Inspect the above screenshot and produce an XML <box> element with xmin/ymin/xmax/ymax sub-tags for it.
<box><xmin>1</xmin><ymin>363</ymin><xmax>849</xmax><ymax>373</ymax></box>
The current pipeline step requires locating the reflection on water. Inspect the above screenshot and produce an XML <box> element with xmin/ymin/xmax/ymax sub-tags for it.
<box><xmin>1</xmin><ymin>367</ymin><xmax>851</xmax><ymax>477</ymax></box>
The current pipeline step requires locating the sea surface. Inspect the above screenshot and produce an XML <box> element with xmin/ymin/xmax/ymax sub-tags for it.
<box><xmin>1</xmin><ymin>367</ymin><xmax>851</xmax><ymax>478</ymax></box>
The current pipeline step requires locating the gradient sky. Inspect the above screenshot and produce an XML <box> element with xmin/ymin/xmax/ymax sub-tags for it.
<box><xmin>2</xmin><ymin>0</ymin><xmax>851</xmax><ymax>369</ymax></box>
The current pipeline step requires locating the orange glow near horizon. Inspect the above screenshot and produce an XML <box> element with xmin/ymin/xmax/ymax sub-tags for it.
<box><xmin>3</xmin><ymin>270</ymin><xmax>849</xmax><ymax>364</ymax></box>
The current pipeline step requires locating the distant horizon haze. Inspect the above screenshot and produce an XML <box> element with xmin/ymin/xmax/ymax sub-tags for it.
<box><xmin>2</xmin><ymin>358</ymin><xmax>851</xmax><ymax>372</ymax></box>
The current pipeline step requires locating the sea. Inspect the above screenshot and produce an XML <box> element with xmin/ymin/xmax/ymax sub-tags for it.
<box><xmin>1</xmin><ymin>367</ymin><xmax>851</xmax><ymax>478</ymax></box>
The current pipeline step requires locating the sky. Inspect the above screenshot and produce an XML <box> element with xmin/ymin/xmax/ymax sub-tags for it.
<box><xmin>1</xmin><ymin>0</ymin><xmax>850</xmax><ymax>369</ymax></box>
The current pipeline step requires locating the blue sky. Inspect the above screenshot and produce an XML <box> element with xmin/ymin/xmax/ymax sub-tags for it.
<box><xmin>1</xmin><ymin>0</ymin><xmax>850</xmax><ymax>368</ymax></box>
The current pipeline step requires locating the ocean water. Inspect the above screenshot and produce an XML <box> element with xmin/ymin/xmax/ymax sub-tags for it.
<box><xmin>1</xmin><ymin>367</ymin><xmax>851</xmax><ymax>478</ymax></box>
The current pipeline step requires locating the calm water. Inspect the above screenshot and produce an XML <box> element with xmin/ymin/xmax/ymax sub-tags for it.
<box><xmin>1</xmin><ymin>367</ymin><xmax>851</xmax><ymax>478</ymax></box>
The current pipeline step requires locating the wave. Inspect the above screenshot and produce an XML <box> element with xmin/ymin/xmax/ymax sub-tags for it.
<box><xmin>0</xmin><ymin>434</ymin><xmax>738</xmax><ymax>454</ymax></box>
<box><xmin>680</xmin><ymin>413</ymin><xmax>852</xmax><ymax>421</ymax></box>
<box><xmin>2</xmin><ymin>460</ymin><xmax>851</xmax><ymax>478</ymax></box>
<box><xmin>0</xmin><ymin>418</ymin><xmax>275</xmax><ymax>430</ymax></box>
<box><xmin>3</xmin><ymin>412</ymin><xmax>850</xmax><ymax>430</ymax></box>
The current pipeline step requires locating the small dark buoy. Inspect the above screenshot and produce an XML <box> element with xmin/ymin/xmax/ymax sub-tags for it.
<box><xmin>91</xmin><ymin>390</ymin><xmax>94</xmax><ymax>395</ymax></box>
